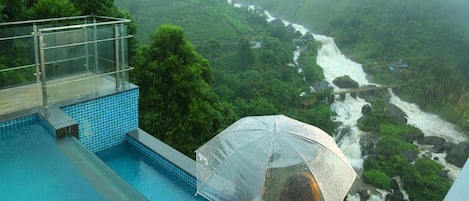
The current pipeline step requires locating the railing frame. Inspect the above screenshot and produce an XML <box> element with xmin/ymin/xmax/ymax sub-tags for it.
<box><xmin>0</xmin><ymin>16</ymin><xmax>133</xmax><ymax>109</ymax></box>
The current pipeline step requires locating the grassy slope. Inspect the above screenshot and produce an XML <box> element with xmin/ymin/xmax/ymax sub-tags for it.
<box><xmin>116</xmin><ymin>0</ymin><xmax>255</xmax><ymax>44</ymax></box>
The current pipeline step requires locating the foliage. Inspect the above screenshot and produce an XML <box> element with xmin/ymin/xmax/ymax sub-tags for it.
<box><xmin>70</xmin><ymin>0</ymin><xmax>115</xmax><ymax>16</ymax></box>
<box><xmin>401</xmin><ymin>159</ymin><xmax>452</xmax><ymax>201</ymax></box>
<box><xmin>297</xmin><ymin>41</ymin><xmax>324</xmax><ymax>83</ymax></box>
<box><xmin>30</xmin><ymin>0</ymin><xmax>79</xmax><ymax>19</ymax></box>
<box><xmin>358</xmin><ymin>99</ymin><xmax>453</xmax><ymax>200</ymax></box>
<box><xmin>136</xmin><ymin>24</ymin><xmax>235</xmax><ymax>157</ymax></box>
<box><xmin>362</xmin><ymin>169</ymin><xmax>391</xmax><ymax>189</ymax></box>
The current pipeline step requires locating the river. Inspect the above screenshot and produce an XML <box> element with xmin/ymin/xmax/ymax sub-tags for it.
<box><xmin>226</xmin><ymin>1</ymin><xmax>467</xmax><ymax>200</ymax></box>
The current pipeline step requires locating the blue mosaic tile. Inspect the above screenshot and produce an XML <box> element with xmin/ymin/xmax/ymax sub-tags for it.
<box><xmin>62</xmin><ymin>89</ymin><xmax>139</xmax><ymax>152</ymax></box>
<box><xmin>0</xmin><ymin>114</ymin><xmax>57</xmax><ymax>140</ymax></box>
<box><xmin>0</xmin><ymin>114</ymin><xmax>37</xmax><ymax>134</ymax></box>
<box><xmin>127</xmin><ymin>136</ymin><xmax>198</xmax><ymax>189</ymax></box>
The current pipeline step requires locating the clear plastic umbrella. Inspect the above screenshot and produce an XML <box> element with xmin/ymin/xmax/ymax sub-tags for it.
<box><xmin>195</xmin><ymin>115</ymin><xmax>357</xmax><ymax>201</ymax></box>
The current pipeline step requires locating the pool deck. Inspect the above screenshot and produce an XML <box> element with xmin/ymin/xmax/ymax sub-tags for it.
<box><xmin>0</xmin><ymin>73</ymin><xmax>116</xmax><ymax>119</ymax></box>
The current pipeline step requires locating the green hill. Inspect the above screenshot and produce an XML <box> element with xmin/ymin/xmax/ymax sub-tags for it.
<box><xmin>116</xmin><ymin>0</ymin><xmax>255</xmax><ymax>44</ymax></box>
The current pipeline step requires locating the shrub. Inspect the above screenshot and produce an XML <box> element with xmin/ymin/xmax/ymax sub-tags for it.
<box><xmin>363</xmin><ymin>169</ymin><xmax>391</xmax><ymax>189</ymax></box>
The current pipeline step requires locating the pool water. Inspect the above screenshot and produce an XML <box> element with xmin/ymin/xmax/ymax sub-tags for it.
<box><xmin>0</xmin><ymin>122</ymin><xmax>105</xmax><ymax>201</ymax></box>
<box><xmin>97</xmin><ymin>143</ymin><xmax>205</xmax><ymax>201</ymax></box>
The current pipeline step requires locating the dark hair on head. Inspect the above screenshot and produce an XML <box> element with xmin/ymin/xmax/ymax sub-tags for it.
<box><xmin>278</xmin><ymin>172</ymin><xmax>321</xmax><ymax>201</ymax></box>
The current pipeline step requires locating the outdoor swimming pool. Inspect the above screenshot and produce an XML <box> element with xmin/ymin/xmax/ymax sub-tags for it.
<box><xmin>0</xmin><ymin>116</ymin><xmax>146</xmax><ymax>201</ymax></box>
<box><xmin>97</xmin><ymin>142</ymin><xmax>206</xmax><ymax>201</ymax></box>
<box><xmin>0</xmin><ymin>120</ymin><xmax>105</xmax><ymax>200</ymax></box>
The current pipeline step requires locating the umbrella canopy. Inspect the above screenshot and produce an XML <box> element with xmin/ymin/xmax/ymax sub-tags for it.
<box><xmin>195</xmin><ymin>115</ymin><xmax>357</xmax><ymax>201</ymax></box>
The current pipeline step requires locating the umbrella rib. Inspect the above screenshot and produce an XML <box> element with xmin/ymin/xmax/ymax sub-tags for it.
<box><xmin>282</xmin><ymin>136</ymin><xmax>327</xmax><ymax>201</ymax></box>
<box><xmin>286</xmin><ymin>132</ymin><xmax>356</xmax><ymax>174</ymax></box>
<box><xmin>280</xmin><ymin>129</ymin><xmax>350</xmax><ymax>163</ymax></box>
<box><xmin>260</xmin><ymin>133</ymin><xmax>275</xmax><ymax>195</ymax></box>
<box><xmin>284</xmin><ymin>134</ymin><xmax>357</xmax><ymax>201</ymax></box>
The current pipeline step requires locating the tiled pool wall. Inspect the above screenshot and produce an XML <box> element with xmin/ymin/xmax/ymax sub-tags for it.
<box><xmin>127</xmin><ymin>135</ymin><xmax>198</xmax><ymax>190</ymax></box>
<box><xmin>62</xmin><ymin>88</ymin><xmax>139</xmax><ymax>153</ymax></box>
<box><xmin>0</xmin><ymin>114</ymin><xmax>39</xmax><ymax>140</ymax></box>
<box><xmin>0</xmin><ymin>114</ymin><xmax>56</xmax><ymax>139</ymax></box>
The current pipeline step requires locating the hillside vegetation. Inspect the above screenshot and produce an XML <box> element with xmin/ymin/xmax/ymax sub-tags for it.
<box><xmin>117</xmin><ymin>0</ymin><xmax>336</xmax><ymax>155</ymax></box>
<box><xmin>235</xmin><ymin>0</ymin><xmax>469</xmax><ymax>131</ymax></box>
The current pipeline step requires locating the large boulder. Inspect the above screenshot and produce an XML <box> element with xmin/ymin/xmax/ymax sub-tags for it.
<box><xmin>390</xmin><ymin>178</ymin><xmax>400</xmax><ymax>193</ymax></box>
<box><xmin>444</xmin><ymin>142</ymin><xmax>456</xmax><ymax>152</ymax></box>
<box><xmin>358</xmin><ymin>189</ymin><xmax>371</xmax><ymax>201</ymax></box>
<box><xmin>362</xmin><ymin>104</ymin><xmax>372</xmax><ymax>115</ymax></box>
<box><xmin>417</xmin><ymin>136</ymin><xmax>447</xmax><ymax>153</ymax></box>
<box><xmin>360</xmin><ymin>134</ymin><xmax>380</xmax><ymax>156</ymax></box>
<box><xmin>384</xmin><ymin>104</ymin><xmax>408</xmax><ymax>124</ymax></box>
<box><xmin>385</xmin><ymin>193</ymin><xmax>405</xmax><ymax>201</ymax></box>
<box><xmin>445</xmin><ymin>142</ymin><xmax>469</xmax><ymax>168</ymax></box>
<box><xmin>312</xmin><ymin>80</ymin><xmax>333</xmax><ymax>92</ymax></box>
<box><xmin>332</xmin><ymin>75</ymin><xmax>359</xmax><ymax>88</ymax></box>
<box><xmin>358</xmin><ymin>85</ymin><xmax>391</xmax><ymax>102</ymax></box>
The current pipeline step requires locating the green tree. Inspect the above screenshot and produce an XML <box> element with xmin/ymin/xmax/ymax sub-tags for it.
<box><xmin>136</xmin><ymin>24</ymin><xmax>234</xmax><ymax>157</ymax></box>
<box><xmin>237</xmin><ymin>39</ymin><xmax>254</xmax><ymax>68</ymax></box>
<box><xmin>71</xmin><ymin>0</ymin><xmax>115</xmax><ymax>16</ymax></box>
<box><xmin>30</xmin><ymin>0</ymin><xmax>79</xmax><ymax>19</ymax></box>
<box><xmin>0</xmin><ymin>0</ymin><xmax>33</xmax><ymax>21</ymax></box>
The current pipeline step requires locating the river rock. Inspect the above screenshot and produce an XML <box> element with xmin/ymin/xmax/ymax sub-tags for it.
<box><xmin>362</xmin><ymin>104</ymin><xmax>372</xmax><ymax>115</ymax></box>
<box><xmin>360</xmin><ymin>134</ymin><xmax>379</xmax><ymax>156</ymax></box>
<box><xmin>312</xmin><ymin>80</ymin><xmax>333</xmax><ymax>92</ymax></box>
<box><xmin>444</xmin><ymin>142</ymin><xmax>456</xmax><ymax>152</ymax></box>
<box><xmin>384</xmin><ymin>104</ymin><xmax>408</xmax><ymax>124</ymax></box>
<box><xmin>391</xmin><ymin>178</ymin><xmax>400</xmax><ymax>193</ymax></box>
<box><xmin>385</xmin><ymin>193</ymin><xmax>405</xmax><ymax>201</ymax></box>
<box><xmin>332</xmin><ymin>75</ymin><xmax>359</xmax><ymax>88</ymax></box>
<box><xmin>422</xmin><ymin>152</ymin><xmax>433</xmax><ymax>159</ymax></box>
<box><xmin>358</xmin><ymin>189</ymin><xmax>370</xmax><ymax>201</ymax></box>
<box><xmin>335</xmin><ymin>126</ymin><xmax>352</xmax><ymax>143</ymax></box>
<box><xmin>417</xmin><ymin>136</ymin><xmax>446</xmax><ymax>153</ymax></box>
<box><xmin>445</xmin><ymin>142</ymin><xmax>469</xmax><ymax>168</ymax></box>
<box><xmin>358</xmin><ymin>85</ymin><xmax>391</xmax><ymax>102</ymax></box>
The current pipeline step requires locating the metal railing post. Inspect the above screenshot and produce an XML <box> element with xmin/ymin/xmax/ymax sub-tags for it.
<box><xmin>114</xmin><ymin>24</ymin><xmax>120</xmax><ymax>90</ymax></box>
<box><xmin>119</xmin><ymin>23</ymin><xmax>126</xmax><ymax>86</ymax></box>
<box><xmin>39</xmin><ymin>31</ymin><xmax>48</xmax><ymax>108</ymax></box>
<box><xmin>93</xmin><ymin>18</ymin><xmax>99</xmax><ymax>74</ymax></box>
<box><xmin>84</xmin><ymin>18</ymin><xmax>89</xmax><ymax>71</ymax></box>
<box><xmin>33</xmin><ymin>23</ymin><xmax>41</xmax><ymax>83</ymax></box>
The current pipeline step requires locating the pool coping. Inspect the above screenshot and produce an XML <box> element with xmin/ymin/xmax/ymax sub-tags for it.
<box><xmin>128</xmin><ymin>129</ymin><xmax>196</xmax><ymax>177</ymax></box>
